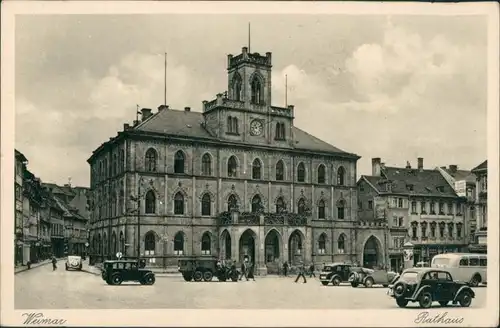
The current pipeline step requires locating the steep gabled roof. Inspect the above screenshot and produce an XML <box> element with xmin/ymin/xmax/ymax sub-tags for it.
<box><xmin>441</xmin><ymin>168</ymin><xmax>476</xmax><ymax>183</ymax></box>
<box><xmin>471</xmin><ymin>160</ymin><xmax>487</xmax><ymax>173</ymax></box>
<box><xmin>360</xmin><ymin>166</ymin><xmax>458</xmax><ymax>198</ymax></box>
<box><xmin>135</xmin><ymin>108</ymin><xmax>354</xmax><ymax>156</ymax></box>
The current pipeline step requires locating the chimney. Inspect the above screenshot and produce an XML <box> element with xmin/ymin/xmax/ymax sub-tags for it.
<box><xmin>158</xmin><ymin>105</ymin><xmax>169</xmax><ymax>112</ymax></box>
<box><xmin>141</xmin><ymin>108</ymin><xmax>153</xmax><ymax>121</ymax></box>
<box><xmin>372</xmin><ymin>157</ymin><xmax>381</xmax><ymax>176</ymax></box>
<box><xmin>405</xmin><ymin>161</ymin><xmax>412</xmax><ymax>169</ymax></box>
<box><xmin>449</xmin><ymin>165</ymin><xmax>458</xmax><ymax>173</ymax></box>
<box><xmin>123</xmin><ymin>123</ymin><xmax>130</xmax><ymax>131</ymax></box>
<box><xmin>418</xmin><ymin>157</ymin><xmax>424</xmax><ymax>171</ymax></box>
<box><xmin>184</xmin><ymin>107</ymin><xmax>191</xmax><ymax>112</ymax></box>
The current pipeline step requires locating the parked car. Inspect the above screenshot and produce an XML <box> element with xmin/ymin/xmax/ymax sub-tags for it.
<box><xmin>65</xmin><ymin>255</ymin><xmax>83</xmax><ymax>271</ymax></box>
<box><xmin>387</xmin><ymin>268</ymin><xmax>475</xmax><ymax>308</ymax></box>
<box><xmin>319</xmin><ymin>263</ymin><xmax>353</xmax><ymax>286</ymax></box>
<box><xmin>415</xmin><ymin>261</ymin><xmax>430</xmax><ymax>268</ymax></box>
<box><xmin>348</xmin><ymin>267</ymin><xmax>399</xmax><ymax>288</ymax></box>
<box><xmin>178</xmin><ymin>257</ymin><xmax>240</xmax><ymax>282</ymax></box>
<box><xmin>101</xmin><ymin>259</ymin><xmax>155</xmax><ymax>285</ymax></box>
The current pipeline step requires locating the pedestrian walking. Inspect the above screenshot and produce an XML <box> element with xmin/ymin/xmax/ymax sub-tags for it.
<box><xmin>283</xmin><ymin>261</ymin><xmax>289</xmax><ymax>277</ymax></box>
<box><xmin>51</xmin><ymin>256</ymin><xmax>57</xmax><ymax>271</ymax></box>
<box><xmin>294</xmin><ymin>262</ymin><xmax>307</xmax><ymax>283</ymax></box>
<box><xmin>309</xmin><ymin>263</ymin><xmax>316</xmax><ymax>278</ymax></box>
<box><xmin>248</xmin><ymin>262</ymin><xmax>256</xmax><ymax>281</ymax></box>
<box><xmin>239</xmin><ymin>259</ymin><xmax>249</xmax><ymax>281</ymax></box>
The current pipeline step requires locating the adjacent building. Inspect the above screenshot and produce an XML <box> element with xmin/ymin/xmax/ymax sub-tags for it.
<box><xmin>469</xmin><ymin>160</ymin><xmax>487</xmax><ymax>253</ymax></box>
<box><xmin>87</xmin><ymin>46</ymin><xmax>390</xmax><ymax>274</ymax></box>
<box><xmin>14</xmin><ymin>150</ymin><xmax>28</xmax><ymax>265</ymax></box>
<box><xmin>436</xmin><ymin>165</ymin><xmax>477</xmax><ymax>245</ymax></box>
<box><xmin>358</xmin><ymin>158</ymin><xmax>468</xmax><ymax>271</ymax></box>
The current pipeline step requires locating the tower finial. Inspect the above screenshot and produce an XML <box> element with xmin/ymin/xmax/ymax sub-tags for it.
<box><xmin>248</xmin><ymin>22</ymin><xmax>251</xmax><ymax>53</ymax></box>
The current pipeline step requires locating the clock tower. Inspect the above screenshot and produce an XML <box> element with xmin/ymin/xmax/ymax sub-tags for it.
<box><xmin>202</xmin><ymin>47</ymin><xmax>295</xmax><ymax>147</ymax></box>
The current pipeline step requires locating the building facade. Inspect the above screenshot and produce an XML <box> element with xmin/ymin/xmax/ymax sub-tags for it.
<box><xmin>87</xmin><ymin>47</ymin><xmax>389</xmax><ymax>274</ymax></box>
<box><xmin>470</xmin><ymin>160</ymin><xmax>487</xmax><ymax>253</ymax></box>
<box><xmin>14</xmin><ymin>150</ymin><xmax>27</xmax><ymax>265</ymax></box>
<box><xmin>358</xmin><ymin>157</ymin><xmax>468</xmax><ymax>271</ymax></box>
<box><xmin>436</xmin><ymin>165</ymin><xmax>477</xmax><ymax>246</ymax></box>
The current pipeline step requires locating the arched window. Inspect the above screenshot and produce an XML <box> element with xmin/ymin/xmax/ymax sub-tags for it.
<box><xmin>103</xmin><ymin>233</ymin><xmax>108</xmax><ymax>256</ymax></box>
<box><xmin>111</xmin><ymin>231</ymin><xmax>117</xmax><ymax>256</ymax></box>
<box><xmin>97</xmin><ymin>234</ymin><xmax>102</xmax><ymax>254</ymax></box>
<box><xmin>201</xmin><ymin>153</ymin><xmax>212</xmax><ymax>176</ymax></box>
<box><xmin>174</xmin><ymin>232</ymin><xmax>184</xmax><ymax>255</ymax></box>
<box><xmin>201</xmin><ymin>193</ymin><xmax>211</xmax><ymax>216</ymax></box>
<box><xmin>174</xmin><ymin>151</ymin><xmax>185</xmax><ymax>174</ymax></box>
<box><xmin>338</xmin><ymin>234</ymin><xmax>345</xmax><ymax>253</ymax></box>
<box><xmin>318</xmin><ymin>200</ymin><xmax>326</xmax><ymax>219</ymax></box>
<box><xmin>318</xmin><ymin>234</ymin><xmax>326</xmax><ymax>254</ymax></box>
<box><xmin>252</xmin><ymin>158</ymin><xmax>262</xmax><ymax>180</ymax></box>
<box><xmin>318</xmin><ymin>164</ymin><xmax>326</xmax><ymax>184</ymax></box>
<box><xmin>276</xmin><ymin>197</ymin><xmax>286</xmax><ymax>213</ymax></box>
<box><xmin>113</xmin><ymin>154</ymin><xmax>117</xmax><ymax>176</ymax></box>
<box><xmin>337</xmin><ymin>200</ymin><xmax>345</xmax><ymax>219</ymax></box>
<box><xmin>201</xmin><ymin>232</ymin><xmax>211</xmax><ymax>255</ymax></box>
<box><xmin>251</xmin><ymin>195</ymin><xmax>262</xmax><ymax>213</ymax></box>
<box><xmin>174</xmin><ymin>192</ymin><xmax>184</xmax><ymax>215</ymax></box>
<box><xmin>251</xmin><ymin>77</ymin><xmax>263</xmax><ymax>104</ymax></box>
<box><xmin>145</xmin><ymin>231</ymin><xmax>155</xmax><ymax>256</ymax></box>
<box><xmin>145</xmin><ymin>190</ymin><xmax>156</xmax><ymax>214</ymax></box>
<box><xmin>298</xmin><ymin>198</ymin><xmax>306</xmax><ymax>215</ymax></box>
<box><xmin>228</xmin><ymin>156</ymin><xmax>238</xmax><ymax>177</ymax></box>
<box><xmin>145</xmin><ymin>148</ymin><xmax>157</xmax><ymax>172</ymax></box>
<box><xmin>276</xmin><ymin>160</ymin><xmax>284</xmax><ymax>181</ymax></box>
<box><xmin>233</xmin><ymin>74</ymin><xmax>242</xmax><ymax>101</ymax></box>
<box><xmin>227</xmin><ymin>116</ymin><xmax>232</xmax><ymax>133</ymax></box>
<box><xmin>275</xmin><ymin>123</ymin><xmax>286</xmax><ymax>140</ymax></box>
<box><xmin>228</xmin><ymin>194</ymin><xmax>238</xmax><ymax>211</ymax></box>
<box><xmin>297</xmin><ymin>162</ymin><xmax>306</xmax><ymax>182</ymax></box>
<box><xmin>337</xmin><ymin>166</ymin><xmax>346</xmax><ymax>186</ymax></box>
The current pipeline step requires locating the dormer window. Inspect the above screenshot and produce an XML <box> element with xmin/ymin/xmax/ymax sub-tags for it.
<box><xmin>250</xmin><ymin>76</ymin><xmax>264</xmax><ymax>105</ymax></box>
<box><xmin>406</xmin><ymin>184</ymin><xmax>414</xmax><ymax>191</ymax></box>
<box><xmin>436</xmin><ymin>186</ymin><xmax>445</xmax><ymax>193</ymax></box>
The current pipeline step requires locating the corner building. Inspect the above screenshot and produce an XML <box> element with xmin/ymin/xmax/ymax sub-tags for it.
<box><xmin>88</xmin><ymin>46</ymin><xmax>371</xmax><ymax>274</ymax></box>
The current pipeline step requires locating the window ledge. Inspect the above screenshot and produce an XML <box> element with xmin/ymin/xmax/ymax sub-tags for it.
<box><xmin>225</xmin><ymin>132</ymin><xmax>240</xmax><ymax>136</ymax></box>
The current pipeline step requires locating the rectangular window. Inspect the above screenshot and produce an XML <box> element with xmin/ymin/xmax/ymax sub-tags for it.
<box><xmin>368</xmin><ymin>201</ymin><xmax>373</xmax><ymax>209</ymax></box>
<box><xmin>430</xmin><ymin>202</ymin><xmax>435</xmax><ymax>214</ymax></box>
<box><xmin>439</xmin><ymin>202</ymin><xmax>444</xmax><ymax>214</ymax></box>
<box><xmin>421</xmin><ymin>202</ymin><xmax>426</xmax><ymax>214</ymax></box>
<box><xmin>393</xmin><ymin>216</ymin><xmax>398</xmax><ymax>226</ymax></box>
<box><xmin>469</xmin><ymin>257</ymin><xmax>479</xmax><ymax>266</ymax></box>
<box><xmin>392</xmin><ymin>198</ymin><xmax>397</xmax><ymax>207</ymax></box>
<box><xmin>398</xmin><ymin>217</ymin><xmax>404</xmax><ymax>226</ymax></box>
<box><xmin>479</xmin><ymin>258</ymin><xmax>487</xmax><ymax>267</ymax></box>
<box><xmin>398</xmin><ymin>198</ymin><xmax>403</xmax><ymax>208</ymax></box>
<box><xmin>448</xmin><ymin>203</ymin><xmax>453</xmax><ymax>215</ymax></box>
<box><xmin>411</xmin><ymin>201</ymin><xmax>417</xmax><ymax>213</ymax></box>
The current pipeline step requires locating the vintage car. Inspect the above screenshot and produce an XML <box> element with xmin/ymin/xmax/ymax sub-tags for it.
<box><xmin>65</xmin><ymin>255</ymin><xmax>83</xmax><ymax>271</ymax></box>
<box><xmin>319</xmin><ymin>263</ymin><xmax>353</xmax><ymax>286</ymax></box>
<box><xmin>101</xmin><ymin>259</ymin><xmax>155</xmax><ymax>285</ymax></box>
<box><xmin>178</xmin><ymin>257</ymin><xmax>240</xmax><ymax>282</ymax></box>
<box><xmin>348</xmin><ymin>267</ymin><xmax>399</xmax><ymax>288</ymax></box>
<box><xmin>387</xmin><ymin>268</ymin><xmax>475</xmax><ymax>308</ymax></box>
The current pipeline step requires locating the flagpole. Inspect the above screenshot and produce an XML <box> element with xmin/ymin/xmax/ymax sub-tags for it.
<box><xmin>248</xmin><ymin>22</ymin><xmax>251</xmax><ymax>53</ymax></box>
<box><xmin>164</xmin><ymin>52</ymin><xmax>167</xmax><ymax>106</ymax></box>
<box><xmin>285</xmin><ymin>74</ymin><xmax>288</xmax><ymax>107</ymax></box>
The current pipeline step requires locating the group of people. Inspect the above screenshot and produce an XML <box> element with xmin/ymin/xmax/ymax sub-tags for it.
<box><xmin>280</xmin><ymin>261</ymin><xmax>317</xmax><ymax>283</ymax></box>
<box><xmin>239</xmin><ymin>257</ymin><xmax>256</xmax><ymax>281</ymax></box>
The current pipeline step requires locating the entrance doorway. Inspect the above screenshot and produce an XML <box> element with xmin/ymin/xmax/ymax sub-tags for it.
<box><xmin>239</xmin><ymin>229</ymin><xmax>256</xmax><ymax>264</ymax></box>
<box><xmin>288</xmin><ymin>230</ymin><xmax>304</xmax><ymax>265</ymax></box>
<box><xmin>363</xmin><ymin>236</ymin><xmax>382</xmax><ymax>268</ymax></box>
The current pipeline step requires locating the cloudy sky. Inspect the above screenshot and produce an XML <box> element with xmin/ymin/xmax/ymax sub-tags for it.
<box><xmin>15</xmin><ymin>14</ymin><xmax>487</xmax><ymax>187</ymax></box>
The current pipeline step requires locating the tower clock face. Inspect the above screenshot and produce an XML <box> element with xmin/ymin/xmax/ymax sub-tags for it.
<box><xmin>250</xmin><ymin>120</ymin><xmax>263</xmax><ymax>136</ymax></box>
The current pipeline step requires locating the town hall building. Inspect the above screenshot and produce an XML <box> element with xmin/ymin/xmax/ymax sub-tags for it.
<box><xmin>87</xmin><ymin>46</ymin><xmax>387</xmax><ymax>274</ymax></box>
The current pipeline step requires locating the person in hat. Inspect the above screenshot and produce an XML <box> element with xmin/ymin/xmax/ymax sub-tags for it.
<box><xmin>294</xmin><ymin>262</ymin><xmax>307</xmax><ymax>283</ymax></box>
<box><xmin>51</xmin><ymin>255</ymin><xmax>58</xmax><ymax>271</ymax></box>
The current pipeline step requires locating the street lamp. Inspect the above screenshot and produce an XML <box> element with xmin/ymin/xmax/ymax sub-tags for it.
<box><xmin>128</xmin><ymin>177</ymin><xmax>159</xmax><ymax>260</ymax></box>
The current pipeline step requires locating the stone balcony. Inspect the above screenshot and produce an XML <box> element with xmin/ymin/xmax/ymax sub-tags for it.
<box><xmin>203</xmin><ymin>93</ymin><xmax>294</xmax><ymax>118</ymax></box>
<box><xmin>218</xmin><ymin>211</ymin><xmax>309</xmax><ymax>226</ymax></box>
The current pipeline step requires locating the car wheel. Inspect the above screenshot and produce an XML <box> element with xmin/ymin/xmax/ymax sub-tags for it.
<box><xmin>203</xmin><ymin>271</ymin><xmax>213</xmax><ymax>282</ymax></box>
<box><xmin>321</xmin><ymin>281</ymin><xmax>329</xmax><ymax>286</ymax></box>
<box><xmin>439</xmin><ymin>301</ymin><xmax>449</xmax><ymax>307</ymax></box>
<box><xmin>144</xmin><ymin>274</ymin><xmax>155</xmax><ymax>285</ymax></box>
<box><xmin>351</xmin><ymin>282</ymin><xmax>359</xmax><ymax>288</ymax></box>
<box><xmin>193</xmin><ymin>271</ymin><xmax>203</xmax><ymax>282</ymax></box>
<box><xmin>393</xmin><ymin>282</ymin><xmax>406</xmax><ymax>298</ymax></box>
<box><xmin>65</xmin><ymin>265</ymin><xmax>69</xmax><ymax>271</ymax></box>
<box><xmin>332</xmin><ymin>277</ymin><xmax>341</xmax><ymax>286</ymax></box>
<box><xmin>183</xmin><ymin>273</ymin><xmax>193</xmax><ymax>282</ymax></box>
<box><xmin>459</xmin><ymin>291</ymin><xmax>472</xmax><ymax>307</ymax></box>
<box><xmin>469</xmin><ymin>275</ymin><xmax>481</xmax><ymax>287</ymax></box>
<box><xmin>364</xmin><ymin>277</ymin><xmax>374</xmax><ymax>288</ymax></box>
<box><xmin>419</xmin><ymin>291</ymin><xmax>433</xmax><ymax>308</ymax></box>
<box><xmin>111</xmin><ymin>273</ymin><xmax>123</xmax><ymax>285</ymax></box>
<box><xmin>396</xmin><ymin>298</ymin><xmax>408</xmax><ymax>308</ymax></box>
<box><xmin>230</xmin><ymin>272</ymin><xmax>238</xmax><ymax>282</ymax></box>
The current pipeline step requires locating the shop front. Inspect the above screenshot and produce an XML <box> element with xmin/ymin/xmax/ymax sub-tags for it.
<box><xmin>389</xmin><ymin>254</ymin><xmax>403</xmax><ymax>272</ymax></box>
<box><xmin>413</xmin><ymin>244</ymin><xmax>467</xmax><ymax>265</ymax></box>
